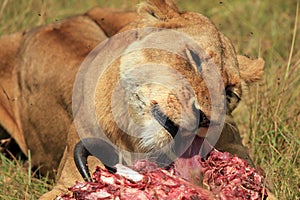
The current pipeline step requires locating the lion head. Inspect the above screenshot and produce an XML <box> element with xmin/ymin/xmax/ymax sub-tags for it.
<box><xmin>84</xmin><ymin>0</ymin><xmax>265</xmax><ymax>163</ymax></box>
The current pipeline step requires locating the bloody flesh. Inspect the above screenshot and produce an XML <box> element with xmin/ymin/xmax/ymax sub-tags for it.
<box><xmin>56</xmin><ymin>149</ymin><xmax>268</xmax><ymax>200</ymax></box>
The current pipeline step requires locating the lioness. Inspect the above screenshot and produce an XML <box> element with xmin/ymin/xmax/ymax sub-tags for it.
<box><xmin>0</xmin><ymin>0</ymin><xmax>265</xmax><ymax>199</ymax></box>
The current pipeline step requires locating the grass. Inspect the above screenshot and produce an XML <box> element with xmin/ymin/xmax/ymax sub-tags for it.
<box><xmin>0</xmin><ymin>152</ymin><xmax>54</xmax><ymax>200</ymax></box>
<box><xmin>0</xmin><ymin>0</ymin><xmax>299</xmax><ymax>199</ymax></box>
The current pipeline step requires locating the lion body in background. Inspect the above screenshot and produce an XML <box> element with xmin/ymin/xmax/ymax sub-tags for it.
<box><xmin>0</xmin><ymin>7</ymin><xmax>137</xmax><ymax>173</ymax></box>
<box><xmin>0</xmin><ymin>0</ymin><xmax>264</xmax><ymax>199</ymax></box>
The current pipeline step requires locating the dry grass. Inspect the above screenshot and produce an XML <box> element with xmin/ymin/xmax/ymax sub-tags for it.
<box><xmin>0</xmin><ymin>0</ymin><xmax>299</xmax><ymax>199</ymax></box>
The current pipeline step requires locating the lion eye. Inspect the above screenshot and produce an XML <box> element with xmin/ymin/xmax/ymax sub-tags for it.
<box><xmin>226</xmin><ymin>89</ymin><xmax>241</xmax><ymax>111</ymax></box>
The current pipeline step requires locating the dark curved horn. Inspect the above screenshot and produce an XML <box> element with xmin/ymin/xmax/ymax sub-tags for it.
<box><xmin>74</xmin><ymin>140</ymin><xmax>93</xmax><ymax>182</ymax></box>
<box><xmin>74</xmin><ymin>138</ymin><xmax>120</xmax><ymax>182</ymax></box>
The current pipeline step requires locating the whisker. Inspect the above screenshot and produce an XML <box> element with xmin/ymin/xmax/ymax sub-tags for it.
<box><xmin>224</xmin><ymin>121</ymin><xmax>238</xmax><ymax>132</ymax></box>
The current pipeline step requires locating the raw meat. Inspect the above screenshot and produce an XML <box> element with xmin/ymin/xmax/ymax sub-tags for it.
<box><xmin>56</xmin><ymin>149</ymin><xmax>268</xmax><ymax>200</ymax></box>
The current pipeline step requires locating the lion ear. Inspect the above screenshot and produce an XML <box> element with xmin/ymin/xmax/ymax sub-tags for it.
<box><xmin>237</xmin><ymin>55</ymin><xmax>265</xmax><ymax>84</ymax></box>
<box><xmin>138</xmin><ymin>0</ymin><xmax>180</xmax><ymax>21</ymax></box>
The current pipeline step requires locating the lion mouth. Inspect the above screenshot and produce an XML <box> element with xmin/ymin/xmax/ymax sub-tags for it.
<box><xmin>74</xmin><ymin>103</ymin><xmax>216</xmax><ymax>181</ymax></box>
<box><xmin>150</xmin><ymin>103</ymin><xmax>179</xmax><ymax>138</ymax></box>
<box><xmin>150</xmin><ymin>103</ymin><xmax>214</xmax><ymax>159</ymax></box>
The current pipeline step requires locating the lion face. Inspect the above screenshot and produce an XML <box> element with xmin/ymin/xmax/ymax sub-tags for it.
<box><xmin>93</xmin><ymin>0</ymin><xmax>264</xmax><ymax>156</ymax></box>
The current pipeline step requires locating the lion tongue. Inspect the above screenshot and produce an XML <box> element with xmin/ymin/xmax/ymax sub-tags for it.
<box><xmin>180</xmin><ymin>136</ymin><xmax>213</xmax><ymax>159</ymax></box>
<box><xmin>173</xmin><ymin>136</ymin><xmax>214</xmax><ymax>186</ymax></box>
